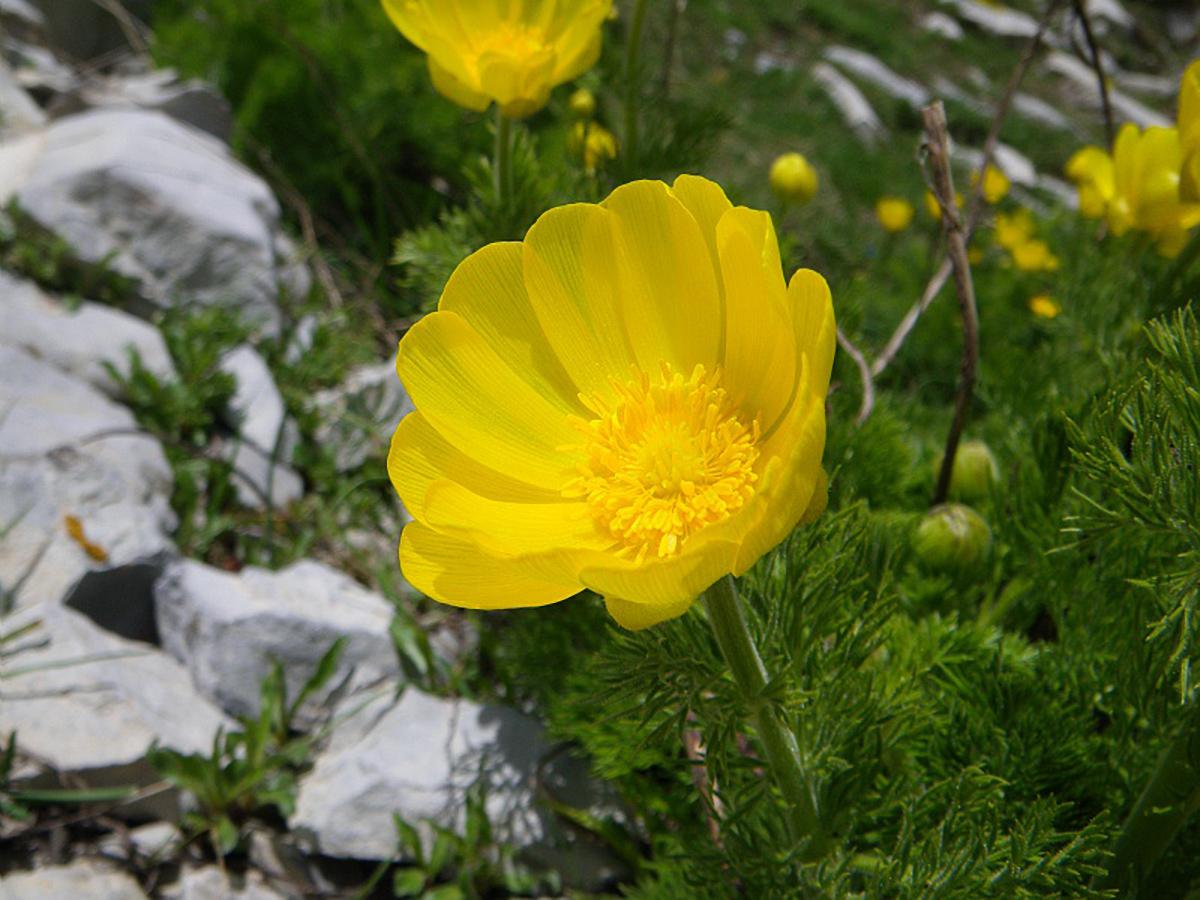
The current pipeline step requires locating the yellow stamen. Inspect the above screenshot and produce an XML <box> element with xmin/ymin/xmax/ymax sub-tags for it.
<box><xmin>564</xmin><ymin>364</ymin><xmax>759</xmax><ymax>560</ymax></box>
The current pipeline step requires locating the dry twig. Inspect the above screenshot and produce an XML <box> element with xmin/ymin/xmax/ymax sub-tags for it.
<box><xmin>1071</xmin><ymin>0</ymin><xmax>1116</xmax><ymax>146</ymax></box>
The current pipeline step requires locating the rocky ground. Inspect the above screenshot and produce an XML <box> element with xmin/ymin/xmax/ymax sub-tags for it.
<box><xmin>0</xmin><ymin>0</ymin><xmax>1195</xmax><ymax>897</ymax></box>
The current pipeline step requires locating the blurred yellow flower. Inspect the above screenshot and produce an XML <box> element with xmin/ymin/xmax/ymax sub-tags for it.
<box><xmin>1028</xmin><ymin>294</ymin><xmax>1061</xmax><ymax>319</ymax></box>
<box><xmin>770</xmin><ymin>153</ymin><xmax>819</xmax><ymax>205</ymax></box>
<box><xmin>569</xmin><ymin>120</ymin><xmax>617</xmax><ymax>172</ymax></box>
<box><xmin>1176</xmin><ymin>60</ymin><xmax>1199</xmax><ymax>202</ymax></box>
<box><xmin>994</xmin><ymin>209</ymin><xmax>1035</xmax><ymax>250</ymax></box>
<box><xmin>924</xmin><ymin>189</ymin><xmax>963</xmax><ymax>221</ymax></box>
<box><xmin>568</xmin><ymin>86</ymin><xmax>597</xmax><ymax>120</ymax></box>
<box><xmin>1010</xmin><ymin>238</ymin><xmax>1059</xmax><ymax>272</ymax></box>
<box><xmin>389</xmin><ymin>176</ymin><xmax>834</xmax><ymax>630</ymax></box>
<box><xmin>971</xmin><ymin>164</ymin><xmax>1011</xmax><ymax>204</ymax></box>
<box><xmin>875</xmin><ymin>196</ymin><xmax>915</xmax><ymax>233</ymax></box>
<box><xmin>381</xmin><ymin>0</ymin><xmax>613</xmax><ymax>118</ymax></box>
<box><xmin>1065</xmin><ymin>146</ymin><xmax>1115</xmax><ymax>219</ymax></box>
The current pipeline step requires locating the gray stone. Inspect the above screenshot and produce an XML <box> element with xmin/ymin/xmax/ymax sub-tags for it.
<box><xmin>312</xmin><ymin>361</ymin><xmax>413</xmax><ymax>472</ymax></box>
<box><xmin>0</xmin><ymin>345</ymin><xmax>174</xmax><ymax>611</ymax></box>
<box><xmin>931</xmin><ymin>75</ymin><xmax>989</xmax><ymax>116</ymax></box>
<box><xmin>1044</xmin><ymin>51</ymin><xmax>1172</xmax><ymax>128</ymax></box>
<box><xmin>223</xmin><ymin>438</ymin><xmax>305</xmax><ymax>509</ymax></box>
<box><xmin>1166</xmin><ymin>9</ymin><xmax>1200</xmax><ymax>46</ymax></box>
<box><xmin>291</xmin><ymin>689</ymin><xmax>631</xmax><ymax>890</ymax></box>
<box><xmin>29</xmin><ymin>0</ymin><xmax>151</xmax><ymax>63</ymax></box>
<box><xmin>955</xmin><ymin>142</ymin><xmax>1038</xmax><ymax>188</ymax></box>
<box><xmin>920</xmin><ymin>11</ymin><xmax>964</xmax><ymax>41</ymax></box>
<box><xmin>0</xmin><ymin>269</ymin><xmax>176</xmax><ymax>396</ymax></box>
<box><xmin>98</xmin><ymin>821</ymin><xmax>179</xmax><ymax>862</ymax></box>
<box><xmin>0</xmin><ymin>0</ymin><xmax>43</xmax><ymax>28</ymax></box>
<box><xmin>0</xmin><ymin>861</ymin><xmax>148</xmax><ymax>899</ymax></box>
<box><xmin>76</xmin><ymin>69</ymin><xmax>233</xmax><ymax>141</ymax></box>
<box><xmin>752</xmin><ymin>49</ymin><xmax>794</xmax><ymax>76</ymax></box>
<box><xmin>219</xmin><ymin>345</ymin><xmax>296</xmax><ymax>459</ymax></box>
<box><xmin>154</xmin><ymin>557</ymin><xmax>399</xmax><ymax>720</ymax></box>
<box><xmin>1114</xmin><ymin>71</ymin><xmax>1176</xmax><ymax>99</ymax></box>
<box><xmin>0</xmin><ymin>604</ymin><xmax>229</xmax><ymax>820</ymax></box>
<box><xmin>941</xmin><ymin>0</ymin><xmax>1040</xmax><ymax>39</ymax></box>
<box><xmin>283</xmin><ymin>315</ymin><xmax>317</xmax><ymax>366</ymax></box>
<box><xmin>3</xmin><ymin>39</ymin><xmax>78</xmax><ymax>95</ymax></box>
<box><xmin>824</xmin><ymin>45</ymin><xmax>930</xmax><ymax>109</ymax></box>
<box><xmin>0</xmin><ymin>58</ymin><xmax>44</xmax><ymax>138</ymax></box>
<box><xmin>811</xmin><ymin>62</ymin><xmax>884</xmax><ymax>147</ymax></box>
<box><xmin>274</xmin><ymin>233</ymin><xmax>312</xmax><ymax>303</ymax></box>
<box><xmin>1085</xmin><ymin>0</ymin><xmax>1134</xmax><ymax>32</ymax></box>
<box><xmin>0</xmin><ymin>109</ymin><xmax>297</xmax><ymax>334</ymax></box>
<box><xmin>160</xmin><ymin>867</ymin><xmax>287</xmax><ymax>900</ymax></box>
<box><xmin>1013</xmin><ymin>92</ymin><xmax>1072</xmax><ymax>130</ymax></box>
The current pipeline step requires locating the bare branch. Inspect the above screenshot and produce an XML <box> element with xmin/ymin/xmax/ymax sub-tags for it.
<box><xmin>837</xmin><ymin>327</ymin><xmax>877</xmax><ymax>425</ymax></box>
<box><xmin>1071</xmin><ymin>0</ymin><xmax>1116</xmax><ymax>146</ymax></box>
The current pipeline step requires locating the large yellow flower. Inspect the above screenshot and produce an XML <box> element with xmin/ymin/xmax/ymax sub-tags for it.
<box><xmin>381</xmin><ymin>0</ymin><xmax>612</xmax><ymax>118</ymax></box>
<box><xmin>388</xmin><ymin>176</ymin><xmax>835</xmax><ymax>629</ymax></box>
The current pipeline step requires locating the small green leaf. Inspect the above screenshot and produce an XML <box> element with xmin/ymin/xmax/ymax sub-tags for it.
<box><xmin>392</xmin><ymin>868</ymin><xmax>427</xmax><ymax>897</ymax></box>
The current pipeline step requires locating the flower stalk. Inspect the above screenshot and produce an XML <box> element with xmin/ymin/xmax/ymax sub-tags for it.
<box><xmin>702</xmin><ymin>575</ymin><xmax>826</xmax><ymax>853</ymax></box>
<box><xmin>1098</xmin><ymin>701</ymin><xmax>1200</xmax><ymax>893</ymax></box>
<box><xmin>623</xmin><ymin>0</ymin><xmax>649</xmax><ymax>176</ymax></box>
<box><xmin>493</xmin><ymin>108</ymin><xmax>515</xmax><ymax>227</ymax></box>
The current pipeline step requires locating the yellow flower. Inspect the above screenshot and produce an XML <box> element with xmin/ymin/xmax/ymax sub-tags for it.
<box><xmin>993</xmin><ymin>208</ymin><xmax>1036</xmax><ymax>250</ymax></box>
<box><xmin>568</xmin><ymin>86</ymin><xmax>597</xmax><ymax>120</ymax></box>
<box><xmin>971</xmin><ymin>164</ymin><xmax>1011</xmax><ymax>204</ymax></box>
<box><xmin>769</xmin><ymin>153</ymin><xmax>819</xmax><ymax>205</ymax></box>
<box><xmin>875</xmin><ymin>196</ymin><xmax>915</xmax><ymax>233</ymax></box>
<box><xmin>1109</xmin><ymin>123</ymin><xmax>1200</xmax><ymax>254</ymax></box>
<box><xmin>569</xmin><ymin>121</ymin><xmax>618</xmax><ymax>172</ymax></box>
<box><xmin>1065</xmin><ymin>146</ymin><xmax>1115</xmax><ymax>219</ymax></box>
<box><xmin>381</xmin><ymin>0</ymin><xmax>613</xmax><ymax>119</ymax></box>
<box><xmin>1028</xmin><ymin>294</ymin><xmax>1061</xmax><ymax>319</ymax></box>
<box><xmin>1010</xmin><ymin>238</ymin><xmax>1060</xmax><ymax>272</ymax></box>
<box><xmin>924</xmin><ymin>189</ymin><xmax>964</xmax><ymax>221</ymax></box>
<box><xmin>1176</xmin><ymin>60</ymin><xmax>1200</xmax><ymax>203</ymax></box>
<box><xmin>388</xmin><ymin>176</ymin><xmax>834</xmax><ymax>630</ymax></box>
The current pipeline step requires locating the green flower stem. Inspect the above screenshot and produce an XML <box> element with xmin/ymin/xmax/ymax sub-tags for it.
<box><xmin>623</xmin><ymin>0</ymin><xmax>649</xmax><ymax>176</ymax></box>
<box><xmin>702</xmin><ymin>575</ymin><xmax>825</xmax><ymax>851</ymax></box>
<box><xmin>493</xmin><ymin>107</ymin><xmax>514</xmax><ymax>225</ymax></box>
<box><xmin>1098</xmin><ymin>701</ymin><xmax>1200</xmax><ymax>893</ymax></box>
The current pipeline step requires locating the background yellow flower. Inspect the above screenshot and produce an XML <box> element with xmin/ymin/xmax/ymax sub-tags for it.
<box><xmin>769</xmin><ymin>152</ymin><xmax>819</xmax><ymax>205</ymax></box>
<box><xmin>875</xmin><ymin>196</ymin><xmax>915</xmax><ymax>233</ymax></box>
<box><xmin>381</xmin><ymin>0</ymin><xmax>613</xmax><ymax>118</ymax></box>
<box><xmin>389</xmin><ymin>176</ymin><xmax>834</xmax><ymax>629</ymax></box>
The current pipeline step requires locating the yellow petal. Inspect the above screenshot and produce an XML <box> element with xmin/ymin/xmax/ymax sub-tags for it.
<box><xmin>388</xmin><ymin>412</ymin><xmax>560</xmax><ymax>524</ymax></box>
<box><xmin>400</xmin><ymin>521</ymin><xmax>579</xmax><ymax>609</ymax></box>
<box><xmin>1179</xmin><ymin>60</ymin><xmax>1200</xmax><ymax>153</ymax></box>
<box><xmin>577</xmin><ymin>532</ymin><xmax>740</xmax><ymax>608</ymax></box>
<box><xmin>522</xmin><ymin>202</ymin><xmax>637</xmax><ymax>395</ymax></box>
<box><xmin>396</xmin><ymin>311</ymin><xmax>578</xmax><ymax>489</ymax></box>
<box><xmin>714</xmin><ymin>208</ymin><xmax>794</xmax><ymax>427</ymax></box>
<box><xmin>762</xmin><ymin>268</ymin><xmax>834</xmax><ymax>441</ymax></box>
<box><xmin>602</xmin><ymin>180</ymin><xmax>723</xmax><ymax>375</ymax></box>
<box><xmin>671</xmin><ymin>174</ymin><xmax>734</xmax><ymax>280</ymax></box>
<box><xmin>604</xmin><ymin>593</ymin><xmax>695</xmax><ymax>630</ymax></box>
<box><xmin>437</xmin><ymin>241</ymin><xmax>581</xmax><ymax>412</ymax></box>
<box><xmin>428</xmin><ymin>55</ymin><xmax>491</xmax><ymax>112</ymax></box>
<box><xmin>422</xmin><ymin>480</ymin><xmax>608</xmax><ymax>556</ymax></box>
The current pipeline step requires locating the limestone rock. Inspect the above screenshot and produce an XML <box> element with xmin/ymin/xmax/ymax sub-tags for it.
<box><xmin>154</xmin><ymin>558</ymin><xmax>399</xmax><ymax>720</ymax></box>
<box><xmin>160</xmin><ymin>867</ymin><xmax>287</xmax><ymax>900</ymax></box>
<box><xmin>0</xmin><ymin>861</ymin><xmax>148</xmax><ymax>900</ymax></box>
<box><xmin>0</xmin><ymin>58</ymin><xmax>45</xmax><ymax>138</ymax></box>
<box><xmin>311</xmin><ymin>361</ymin><xmax>413</xmax><ymax>472</ymax></box>
<box><xmin>1</xmin><ymin>109</ymin><xmax>306</xmax><ymax>333</ymax></box>
<box><xmin>1044</xmin><ymin>51</ymin><xmax>1171</xmax><ymax>128</ymax></box>
<box><xmin>920</xmin><ymin>11</ymin><xmax>964</xmax><ymax>41</ymax></box>
<box><xmin>75</xmin><ymin>69</ymin><xmax>233</xmax><ymax>141</ymax></box>
<box><xmin>291</xmin><ymin>689</ymin><xmax>632</xmax><ymax>889</ymax></box>
<box><xmin>0</xmin><ymin>269</ymin><xmax>177</xmax><ymax>396</ymax></box>
<box><xmin>941</xmin><ymin>0</ymin><xmax>1040</xmax><ymax>39</ymax></box>
<box><xmin>824</xmin><ymin>45</ymin><xmax>930</xmax><ymax>109</ymax></box>
<box><xmin>811</xmin><ymin>62</ymin><xmax>885</xmax><ymax>146</ymax></box>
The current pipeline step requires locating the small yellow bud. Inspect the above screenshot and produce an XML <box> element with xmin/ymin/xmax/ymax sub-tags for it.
<box><xmin>924</xmin><ymin>189</ymin><xmax>963</xmax><ymax>221</ymax></box>
<box><xmin>769</xmin><ymin>152</ymin><xmax>818</xmax><ymax>205</ymax></box>
<box><xmin>875</xmin><ymin>196</ymin><xmax>915</xmax><ymax>233</ymax></box>
<box><xmin>1028</xmin><ymin>294</ymin><xmax>1061</xmax><ymax>319</ymax></box>
<box><xmin>568</xmin><ymin>87</ymin><xmax>596</xmax><ymax>120</ymax></box>
<box><xmin>971</xmin><ymin>164</ymin><xmax>1011</xmax><ymax>204</ymax></box>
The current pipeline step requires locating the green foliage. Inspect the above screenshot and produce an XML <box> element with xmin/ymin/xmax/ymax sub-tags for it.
<box><xmin>149</xmin><ymin>639</ymin><xmax>346</xmax><ymax>858</ymax></box>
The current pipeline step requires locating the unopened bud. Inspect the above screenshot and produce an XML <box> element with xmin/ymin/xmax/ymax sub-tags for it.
<box><xmin>934</xmin><ymin>440</ymin><xmax>998</xmax><ymax>502</ymax></box>
<box><xmin>912</xmin><ymin>503</ymin><xmax>992</xmax><ymax>573</ymax></box>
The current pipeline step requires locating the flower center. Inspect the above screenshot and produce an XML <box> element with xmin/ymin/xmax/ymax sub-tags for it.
<box><xmin>565</xmin><ymin>364</ymin><xmax>760</xmax><ymax>561</ymax></box>
<box><xmin>477</xmin><ymin>22</ymin><xmax>548</xmax><ymax>64</ymax></box>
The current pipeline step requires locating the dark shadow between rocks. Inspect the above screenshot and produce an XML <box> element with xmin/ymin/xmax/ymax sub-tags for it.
<box><xmin>64</xmin><ymin>559</ymin><xmax>164</xmax><ymax>646</ymax></box>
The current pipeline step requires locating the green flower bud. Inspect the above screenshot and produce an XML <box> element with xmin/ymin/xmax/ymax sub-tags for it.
<box><xmin>912</xmin><ymin>503</ymin><xmax>992</xmax><ymax>573</ymax></box>
<box><xmin>934</xmin><ymin>440</ymin><xmax>999</xmax><ymax>502</ymax></box>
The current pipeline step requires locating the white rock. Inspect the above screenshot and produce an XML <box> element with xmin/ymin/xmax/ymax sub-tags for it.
<box><xmin>811</xmin><ymin>62</ymin><xmax>885</xmax><ymax>146</ymax></box>
<box><xmin>0</xmin><ymin>345</ymin><xmax>174</xmax><ymax>610</ymax></box>
<box><xmin>98</xmin><ymin>821</ymin><xmax>179</xmax><ymax>862</ymax></box>
<box><xmin>752</xmin><ymin>49</ymin><xmax>794</xmax><ymax>76</ymax></box>
<box><xmin>291</xmin><ymin>689</ymin><xmax>630</xmax><ymax>888</ymax></box>
<box><xmin>920</xmin><ymin>11</ymin><xmax>964</xmax><ymax>41</ymax></box>
<box><xmin>160</xmin><ymin>867</ymin><xmax>287</xmax><ymax>900</ymax></box>
<box><xmin>282</xmin><ymin>315</ymin><xmax>317</xmax><ymax>366</ymax></box>
<box><xmin>1085</xmin><ymin>0</ymin><xmax>1133</xmax><ymax>32</ymax></box>
<box><xmin>1114</xmin><ymin>71</ymin><xmax>1176</xmax><ymax>99</ymax></box>
<box><xmin>0</xmin><ymin>605</ymin><xmax>229</xmax><ymax>819</ymax></box>
<box><xmin>824</xmin><ymin>45</ymin><xmax>930</xmax><ymax>109</ymax></box>
<box><xmin>0</xmin><ymin>58</ymin><xmax>44</xmax><ymax>138</ymax></box>
<box><xmin>26</xmin><ymin>0</ymin><xmax>151</xmax><ymax>63</ymax></box>
<box><xmin>1166</xmin><ymin>9</ymin><xmax>1200</xmax><ymax>46</ymax></box>
<box><xmin>942</xmin><ymin>0</ymin><xmax>1040</xmax><ymax>38</ymax></box>
<box><xmin>219</xmin><ymin>345</ymin><xmax>296</xmax><ymax>458</ymax></box>
<box><xmin>0</xmin><ymin>861</ymin><xmax>148</xmax><ymax>900</ymax></box>
<box><xmin>1044</xmin><ymin>51</ymin><xmax>1172</xmax><ymax>128</ymax></box>
<box><xmin>0</xmin><ymin>0</ymin><xmax>44</xmax><ymax>27</ymax></box>
<box><xmin>223</xmin><ymin>439</ymin><xmax>305</xmax><ymax>509</ymax></box>
<box><xmin>312</xmin><ymin>361</ymin><xmax>413</xmax><ymax>472</ymax></box>
<box><xmin>77</xmin><ymin>69</ymin><xmax>233</xmax><ymax>141</ymax></box>
<box><xmin>1013</xmin><ymin>92</ymin><xmax>1071</xmax><ymax>130</ymax></box>
<box><xmin>0</xmin><ymin>269</ymin><xmax>176</xmax><ymax>396</ymax></box>
<box><xmin>931</xmin><ymin>75</ymin><xmax>989</xmax><ymax>115</ymax></box>
<box><xmin>154</xmin><ymin>558</ymin><xmax>399</xmax><ymax>720</ymax></box>
<box><xmin>273</xmin><ymin>233</ymin><xmax>312</xmax><ymax>302</ymax></box>
<box><xmin>1</xmin><ymin>109</ymin><xmax>301</xmax><ymax>334</ymax></box>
